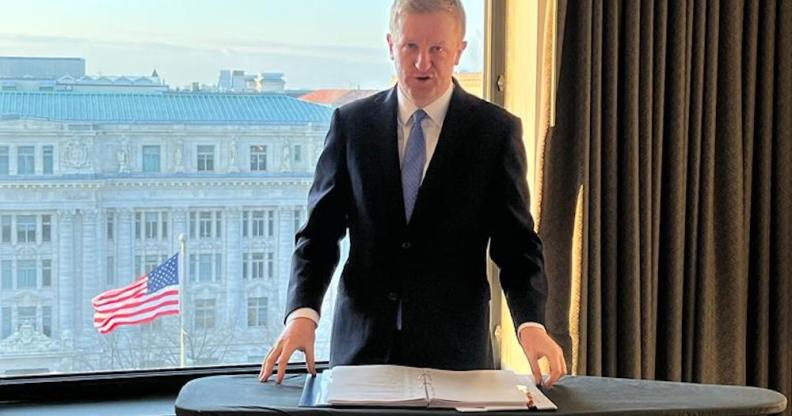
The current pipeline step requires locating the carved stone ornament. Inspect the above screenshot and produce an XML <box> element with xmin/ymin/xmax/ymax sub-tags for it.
<box><xmin>0</xmin><ymin>323</ymin><xmax>61</xmax><ymax>353</ymax></box>
<box><xmin>64</xmin><ymin>137</ymin><xmax>92</xmax><ymax>169</ymax></box>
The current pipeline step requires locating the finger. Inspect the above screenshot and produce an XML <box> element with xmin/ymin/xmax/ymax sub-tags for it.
<box><xmin>275</xmin><ymin>345</ymin><xmax>295</xmax><ymax>384</ymax></box>
<box><xmin>305</xmin><ymin>342</ymin><xmax>317</xmax><ymax>375</ymax></box>
<box><xmin>547</xmin><ymin>349</ymin><xmax>567</xmax><ymax>389</ymax></box>
<box><xmin>259</xmin><ymin>344</ymin><xmax>280</xmax><ymax>382</ymax></box>
<box><xmin>527</xmin><ymin>355</ymin><xmax>543</xmax><ymax>387</ymax></box>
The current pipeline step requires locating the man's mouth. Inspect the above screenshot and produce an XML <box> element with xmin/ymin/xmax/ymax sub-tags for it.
<box><xmin>415</xmin><ymin>76</ymin><xmax>431</xmax><ymax>82</ymax></box>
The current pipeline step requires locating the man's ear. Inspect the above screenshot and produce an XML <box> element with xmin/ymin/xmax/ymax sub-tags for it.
<box><xmin>454</xmin><ymin>40</ymin><xmax>468</xmax><ymax>65</ymax></box>
<box><xmin>386</xmin><ymin>33</ymin><xmax>395</xmax><ymax>60</ymax></box>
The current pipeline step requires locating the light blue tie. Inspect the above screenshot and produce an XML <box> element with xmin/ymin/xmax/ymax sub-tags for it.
<box><xmin>401</xmin><ymin>109</ymin><xmax>427</xmax><ymax>222</ymax></box>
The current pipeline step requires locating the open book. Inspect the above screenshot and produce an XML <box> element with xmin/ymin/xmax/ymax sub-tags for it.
<box><xmin>323</xmin><ymin>365</ymin><xmax>556</xmax><ymax>411</ymax></box>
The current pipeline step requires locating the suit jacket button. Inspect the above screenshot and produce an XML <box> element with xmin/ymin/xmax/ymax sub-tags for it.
<box><xmin>387</xmin><ymin>292</ymin><xmax>399</xmax><ymax>301</ymax></box>
<box><xmin>401</xmin><ymin>241</ymin><xmax>411</xmax><ymax>250</ymax></box>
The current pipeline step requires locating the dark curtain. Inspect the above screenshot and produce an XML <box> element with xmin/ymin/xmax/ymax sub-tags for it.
<box><xmin>540</xmin><ymin>0</ymin><xmax>791</xmax><ymax>412</ymax></box>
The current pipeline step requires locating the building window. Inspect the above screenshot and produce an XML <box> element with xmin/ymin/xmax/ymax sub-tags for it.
<box><xmin>267</xmin><ymin>211</ymin><xmax>275</xmax><ymax>237</ymax></box>
<box><xmin>1</xmin><ymin>215</ymin><xmax>10</xmax><ymax>243</ymax></box>
<box><xmin>142</xmin><ymin>145</ymin><xmax>161</xmax><ymax>173</ymax></box>
<box><xmin>18</xmin><ymin>306</ymin><xmax>36</xmax><ymax>330</ymax></box>
<box><xmin>250</xmin><ymin>145</ymin><xmax>267</xmax><ymax>171</ymax></box>
<box><xmin>247</xmin><ymin>297</ymin><xmax>267</xmax><ymax>327</ymax></box>
<box><xmin>0</xmin><ymin>146</ymin><xmax>9</xmax><ymax>175</ymax></box>
<box><xmin>145</xmin><ymin>212</ymin><xmax>159</xmax><ymax>239</ymax></box>
<box><xmin>18</xmin><ymin>260</ymin><xmax>37</xmax><ymax>289</ymax></box>
<box><xmin>43</xmin><ymin>145</ymin><xmax>54</xmax><ymax>174</ymax></box>
<box><xmin>41</xmin><ymin>214</ymin><xmax>51</xmax><ymax>243</ymax></box>
<box><xmin>135</xmin><ymin>212</ymin><xmax>142</xmax><ymax>240</ymax></box>
<box><xmin>199</xmin><ymin>212</ymin><xmax>212</xmax><ymax>238</ymax></box>
<box><xmin>197</xmin><ymin>145</ymin><xmax>214</xmax><ymax>172</ymax></box>
<box><xmin>194</xmin><ymin>299</ymin><xmax>215</xmax><ymax>329</ymax></box>
<box><xmin>294</xmin><ymin>208</ymin><xmax>303</xmax><ymax>234</ymax></box>
<box><xmin>106</xmin><ymin>256</ymin><xmax>115</xmax><ymax>285</ymax></box>
<box><xmin>1</xmin><ymin>307</ymin><xmax>11</xmax><ymax>339</ymax></box>
<box><xmin>161</xmin><ymin>211</ymin><xmax>168</xmax><ymax>238</ymax></box>
<box><xmin>17</xmin><ymin>215</ymin><xmax>36</xmax><ymax>244</ymax></box>
<box><xmin>252</xmin><ymin>253</ymin><xmax>264</xmax><ymax>279</ymax></box>
<box><xmin>1</xmin><ymin>260</ymin><xmax>11</xmax><ymax>290</ymax></box>
<box><xmin>106</xmin><ymin>211</ymin><xmax>114</xmax><ymax>241</ymax></box>
<box><xmin>252</xmin><ymin>211</ymin><xmax>265</xmax><ymax>237</ymax></box>
<box><xmin>42</xmin><ymin>306</ymin><xmax>52</xmax><ymax>337</ymax></box>
<box><xmin>293</xmin><ymin>144</ymin><xmax>302</xmax><ymax>162</ymax></box>
<box><xmin>267</xmin><ymin>252</ymin><xmax>274</xmax><ymax>278</ymax></box>
<box><xmin>17</xmin><ymin>146</ymin><xmax>35</xmax><ymax>174</ymax></box>
<box><xmin>42</xmin><ymin>259</ymin><xmax>52</xmax><ymax>287</ymax></box>
<box><xmin>189</xmin><ymin>253</ymin><xmax>222</xmax><ymax>283</ymax></box>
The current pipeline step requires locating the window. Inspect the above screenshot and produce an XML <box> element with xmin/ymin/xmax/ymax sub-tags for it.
<box><xmin>247</xmin><ymin>297</ymin><xmax>267</xmax><ymax>327</ymax></box>
<box><xmin>42</xmin><ymin>306</ymin><xmax>52</xmax><ymax>337</ymax></box>
<box><xmin>293</xmin><ymin>144</ymin><xmax>302</xmax><ymax>162</ymax></box>
<box><xmin>145</xmin><ymin>212</ymin><xmax>158</xmax><ymax>239</ymax></box>
<box><xmin>197</xmin><ymin>145</ymin><xmax>214</xmax><ymax>172</ymax></box>
<box><xmin>106</xmin><ymin>211</ymin><xmax>114</xmax><ymax>241</ymax></box>
<box><xmin>250</xmin><ymin>145</ymin><xmax>267</xmax><ymax>171</ymax></box>
<box><xmin>0</xmin><ymin>146</ymin><xmax>9</xmax><ymax>175</ymax></box>
<box><xmin>142</xmin><ymin>145</ymin><xmax>161</xmax><ymax>172</ymax></box>
<box><xmin>17</xmin><ymin>260</ymin><xmax>37</xmax><ymax>289</ymax></box>
<box><xmin>17</xmin><ymin>216</ymin><xmax>36</xmax><ymax>244</ymax></box>
<box><xmin>41</xmin><ymin>215</ymin><xmax>51</xmax><ymax>243</ymax></box>
<box><xmin>190</xmin><ymin>253</ymin><xmax>222</xmax><ymax>283</ymax></box>
<box><xmin>194</xmin><ymin>299</ymin><xmax>215</xmax><ymax>329</ymax></box>
<box><xmin>17</xmin><ymin>146</ymin><xmax>35</xmax><ymax>174</ymax></box>
<box><xmin>41</xmin><ymin>259</ymin><xmax>52</xmax><ymax>287</ymax></box>
<box><xmin>293</xmin><ymin>209</ymin><xmax>301</xmax><ymax>233</ymax></box>
<box><xmin>0</xmin><ymin>0</ymin><xmax>485</xmax><ymax>382</ymax></box>
<box><xmin>1</xmin><ymin>307</ymin><xmax>11</xmax><ymax>339</ymax></box>
<box><xmin>1</xmin><ymin>260</ymin><xmax>11</xmax><ymax>290</ymax></box>
<box><xmin>1</xmin><ymin>215</ymin><xmax>10</xmax><ymax>243</ymax></box>
<box><xmin>43</xmin><ymin>145</ymin><xmax>53</xmax><ymax>174</ymax></box>
<box><xmin>106</xmin><ymin>256</ymin><xmax>115</xmax><ymax>285</ymax></box>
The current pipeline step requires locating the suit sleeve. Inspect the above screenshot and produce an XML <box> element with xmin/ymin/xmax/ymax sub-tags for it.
<box><xmin>489</xmin><ymin>117</ymin><xmax>548</xmax><ymax>330</ymax></box>
<box><xmin>284</xmin><ymin>109</ymin><xmax>350</xmax><ymax>322</ymax></box>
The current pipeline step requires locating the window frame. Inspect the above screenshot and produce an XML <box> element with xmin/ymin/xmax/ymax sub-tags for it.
<box><xmin>0</xmin><ymin>0</ymin><xmax>502</xmax><ymax>402</ymax></box>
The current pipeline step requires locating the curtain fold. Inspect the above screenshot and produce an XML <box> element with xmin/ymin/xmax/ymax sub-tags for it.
<box><xmin>540</xmin><ymin>0</ymin><xmax>791</xmax><ymax>412</ymax></box>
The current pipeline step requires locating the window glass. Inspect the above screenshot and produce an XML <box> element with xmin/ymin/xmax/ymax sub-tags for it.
<box><xmin>0</xmin><ymin>0</ymin><xmax>484</xmax><ymax>376</ymax></box>
<box><xmin>17</xmin><ymin>146</ymin><xmax>35</xmax><ymax>174</ymax></box>
<box><xmin>0</xmin><ymin>146</ymin><xmax>8</xmax><ymax>175</ymax></box>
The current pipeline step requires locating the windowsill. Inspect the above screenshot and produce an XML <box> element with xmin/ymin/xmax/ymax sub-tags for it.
<box><xmin>1</xmin><ymin>395</ymin><xmax>177</xmax><ymax>416</ymax></box>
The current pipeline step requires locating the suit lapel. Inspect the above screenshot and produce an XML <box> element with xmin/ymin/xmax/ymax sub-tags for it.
<box><xmin>373</xmin><ymin>86</ymin><xmax>407</xmax><ymax>226</ymax></box>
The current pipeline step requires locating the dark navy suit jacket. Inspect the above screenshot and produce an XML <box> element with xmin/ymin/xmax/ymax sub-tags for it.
<box><xmin>285</xmin><ymin>82</ymin><xmax>547</xmax><ymax>370</ymax></box>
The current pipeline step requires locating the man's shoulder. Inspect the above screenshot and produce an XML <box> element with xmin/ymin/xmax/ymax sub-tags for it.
<box><xmin>335</xmin><ymin>89</ymin><xmax>391</xmax><ymax>117</ymax></box>
<box><xmin>459</xmin><ymin>90</ymin><xmax>521</xmax><ymax>131</ymax></box>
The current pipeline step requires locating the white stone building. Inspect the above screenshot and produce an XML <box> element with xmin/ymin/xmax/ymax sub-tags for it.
<box><xmin>0</xmin><ymin>91</ymin><xmax>338</xmax><ymax>375</ymax></box>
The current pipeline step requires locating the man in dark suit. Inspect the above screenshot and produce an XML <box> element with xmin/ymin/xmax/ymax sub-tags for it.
<box><xmin>260</xmin><ymin>0</ymin><xmax>566</xmax><ymax>388</ymax></box>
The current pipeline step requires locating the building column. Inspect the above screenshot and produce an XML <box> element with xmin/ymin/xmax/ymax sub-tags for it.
<box><xmin>81</xmin><ymin>209</ymin><xmax>99</xmax><ymax>334</ymax></box>
<box><xmin>225</xmin><ymin>207</ymin><xmax>243</xmax><ymax>329</ymax></box>
<box><xmin>276</xmin><ymin>206</ymin><xmax>295</xmax><ymax>325</ymax></box>
<box><xmin>57</xmin><ymin>210</ymin><xmax>76</xmax><ymax>342</ymax></box>
<box><xmin>117</xmin><ymin>208</ymin><xmax>134</xmax><ymax>284</ymax></box>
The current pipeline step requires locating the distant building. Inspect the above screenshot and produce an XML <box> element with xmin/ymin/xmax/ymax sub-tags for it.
<box><xmin>55</xmin><ymin>71</ymin><xmax>168</xmax><ymax>93</ymax></box>
<box><xmin>0</xmin><ymin>91</ymin><xmax>338</xmax><ymax>374</ymax></box>
<box><xmin>299</xmin><ymin>89</ymin><xmax>378</xmax><ymax>107</ymax></box>
<box><xmin>218</xmin><ymin>70</ymin><xmax>285</xmax><ymax>93</ymax></box>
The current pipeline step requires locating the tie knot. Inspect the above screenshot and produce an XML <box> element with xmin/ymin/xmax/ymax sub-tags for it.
<box><xmin>412</xmin><ymin>109</ymin><xmax>428</xmax><ymax>124</ymax></box>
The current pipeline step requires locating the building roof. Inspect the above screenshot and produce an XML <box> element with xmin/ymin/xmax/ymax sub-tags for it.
<box><xmin>0</xmin><ymin>91</ymin><xmax>332</xmax><ymax>125</ymax></box>
<box><xmin>299</xmin><ymin>89</ymin><xmax>378</xmax><ymax>107</ymax></box>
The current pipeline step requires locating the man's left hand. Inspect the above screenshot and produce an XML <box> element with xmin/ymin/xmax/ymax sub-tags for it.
<box><xmin>518</xmin><ymin>326</ymin><xmax>567</xmax><ymax>389</ymax></box>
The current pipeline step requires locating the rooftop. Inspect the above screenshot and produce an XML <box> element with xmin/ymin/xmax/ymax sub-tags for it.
<box><xmin>0</xmin><ymin>91</ymin><xmax>332</xmax><ymax>125</ymax></box>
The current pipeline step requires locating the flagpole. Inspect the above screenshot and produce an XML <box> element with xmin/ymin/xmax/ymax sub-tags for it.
<box><xmin>178</xmin><ymin>232</ymin><xmax>187</xmax><ymax>368</ymax></box>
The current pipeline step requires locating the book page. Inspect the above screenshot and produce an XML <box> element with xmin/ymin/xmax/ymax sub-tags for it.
<box><xmin>326</xmin><ymin>365</ymin><xmax>426</xmax><ymax>406</ymax></box>
<box><xmin>425</xmin><ymin>368</ymin><xmax>528</xmax><ymax>408</ymax></box>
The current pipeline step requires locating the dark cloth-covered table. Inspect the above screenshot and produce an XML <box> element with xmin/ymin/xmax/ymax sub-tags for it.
<box><xmin>175</xmin><ymin>373</ymin><xmax>787</xmax><ymax>416</ymax></box>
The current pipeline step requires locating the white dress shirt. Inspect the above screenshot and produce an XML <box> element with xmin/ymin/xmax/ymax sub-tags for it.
<box><xmin>287</xmin><ymin>83</ymin><xmax>545</xmax><ymax>336</ymax></box>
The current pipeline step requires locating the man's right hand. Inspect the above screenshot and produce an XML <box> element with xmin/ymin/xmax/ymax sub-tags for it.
<box><xmin>258</xmin><ymin>317</ymin><xmax>317</xmax><ymax>383</ymax></box>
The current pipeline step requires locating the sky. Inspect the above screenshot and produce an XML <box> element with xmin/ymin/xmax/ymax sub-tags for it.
<box><xmin>0</xmin><ymin>0</ymin><xmax>485</xmax><ymax>90</ymax></box>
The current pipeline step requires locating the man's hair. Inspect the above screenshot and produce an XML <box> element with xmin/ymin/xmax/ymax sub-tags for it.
<box><xmin>389</xmin><ymin>0</ymin><xmax>466</xmax><ymax>40</ymax></box>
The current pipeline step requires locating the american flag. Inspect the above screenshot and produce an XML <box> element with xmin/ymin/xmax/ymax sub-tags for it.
<box><xmin>92</xmin><ymin>253</ymin><xmax>180</xmax><ymax>334</ymax></box>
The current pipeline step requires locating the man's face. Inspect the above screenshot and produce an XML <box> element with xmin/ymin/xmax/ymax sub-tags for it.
<box><xmin>387</xmin><ymin>11</ymin><xmax>467</xmax><ymax>108</ymax></box>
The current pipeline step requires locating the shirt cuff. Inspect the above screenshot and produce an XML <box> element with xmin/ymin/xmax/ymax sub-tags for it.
<box><xmin>517</xmin><ymin>321</ymin><xmax>546</xmax><ymax>337</ymax></box>
<box><xmin>286</xmin><ymin>307</ymin><xmax>320</xmax><ymax>328</ymax></box>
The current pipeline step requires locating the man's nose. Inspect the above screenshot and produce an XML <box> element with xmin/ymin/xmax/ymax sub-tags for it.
<box><xmin>414</xmin><ymin>50</ymin><xmax>431</xmax><ymax>72</ymax></box>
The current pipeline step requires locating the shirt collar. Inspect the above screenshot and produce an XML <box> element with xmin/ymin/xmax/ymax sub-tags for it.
<box><xmin>396</xmin><ymin>82</ymin><xmax>454</xmax><ymax>127</ymax></box>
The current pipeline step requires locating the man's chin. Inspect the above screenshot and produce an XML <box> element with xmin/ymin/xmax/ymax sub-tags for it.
<box><xmin>404</xmin><ymin>86</ymin><xmax>438</xmax><ymax>107</ymax></box>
